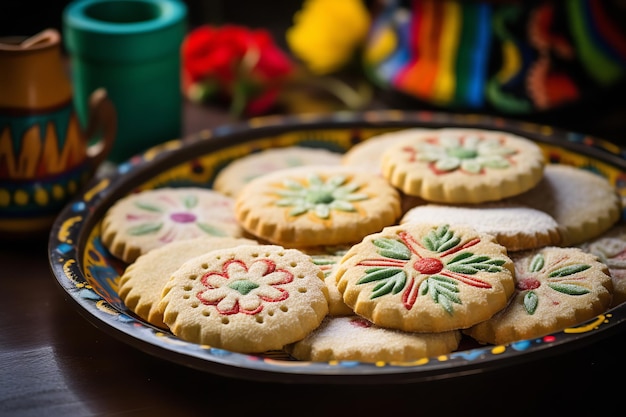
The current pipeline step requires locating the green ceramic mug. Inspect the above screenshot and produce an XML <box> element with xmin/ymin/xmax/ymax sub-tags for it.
<box><xmin>63</xmin><ymin>0</ymin><xmax>187</xmax><ymax>163</ymax></box>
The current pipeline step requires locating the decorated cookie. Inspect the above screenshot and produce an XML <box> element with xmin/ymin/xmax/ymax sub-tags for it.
<box><xmin>335</xmin><ymin>223</ymin><xmax>515</xmax><ymax>333</ymax></box>
<box><xmin>102</xmin><ymin>187</ymin><xmax>243</xmax><ymax>263</ymax></box>
<box><xmin>401</xmin><ymin>202</ymin><xmax>561</xmax><ymax>252</ymax></box>
<box><xmin>158</xmin><ymin>244</ymin><xmax>329</xmax><ymax>353</ymax></box>
<box><xmin>509</xmin><ymin>164</ymin><xmax>622</xmax><ymax>246</ymax></box>
<box><xmin>380</xmin><ymin>128</ymin><xmax>546</xmax><ymax>203</ymax></box>
<box><xmin>213</xmin><ymin>146</ymin><xmax>343</xmax><ymax>197</ymax></box>
<box><xmin>285</xmin><ymin>315</ymin><xmax>462</xmax><ymax>363</ymax></box>
<box><xmin>465</xmin><ymin>246</ymin><xmax>613</xmax><ymax>345</ymax></box>
<box><xmin>579</xmin><ymin>222</ymin><xmax>626</xmax><ymax>307</ymax></box>
<box><xmin>118</xmin><ymin>236</ymin><xmax>258</xmax><ymax>329</ymax></box>
<box><xmin>234</xmin><ymin>165</ymin><xmax>402</xmax><ymax>247</ymax></box>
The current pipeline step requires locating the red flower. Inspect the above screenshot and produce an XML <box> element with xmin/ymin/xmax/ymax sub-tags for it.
<box><xmin>181</xmin><ymin>24</ymin><xmax>294</xmax><ymax>116</ymax></box>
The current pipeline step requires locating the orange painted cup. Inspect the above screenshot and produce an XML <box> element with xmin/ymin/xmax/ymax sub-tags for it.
<box><xmin>0</xmin><ymin>29</ymin><xmax>116</xmax><ymax>239</ymax></box>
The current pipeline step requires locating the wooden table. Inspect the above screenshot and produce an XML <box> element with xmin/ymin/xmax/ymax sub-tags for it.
<box><xmin>2</xmin><ymin>100</ymin><xmax>626</xmax><ymax>417</ymax></box>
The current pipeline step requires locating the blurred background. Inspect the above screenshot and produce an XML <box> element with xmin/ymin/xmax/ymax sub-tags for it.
<box><xmin>1</xmin><ymin>0</ymin><xmax>625</xmax><ymax>144</ymax></box>
<box><xmin>0</xmin><ymin>0</ymin><xmax>301</xmax><ymax>47</ymax></box>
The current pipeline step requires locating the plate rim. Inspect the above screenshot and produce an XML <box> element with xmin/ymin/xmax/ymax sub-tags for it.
<box><xmin>48</xmin><ymin>109</ymin><xmax>626</xmax><ymax>384</ymax></box>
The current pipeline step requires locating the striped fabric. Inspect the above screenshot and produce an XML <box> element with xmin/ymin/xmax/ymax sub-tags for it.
<box><xmin>363</xmin><ymin>0</ymin><xmax>626</xmax><ymax>113</ymax></box>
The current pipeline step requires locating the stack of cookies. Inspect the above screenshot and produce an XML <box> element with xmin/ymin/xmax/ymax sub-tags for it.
<box><xmin>101</xmin><ymin>127</ymin><xmax>622</xmax><ymax>363</ymax></box>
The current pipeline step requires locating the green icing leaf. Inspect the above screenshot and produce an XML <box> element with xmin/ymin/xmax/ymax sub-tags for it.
<box><xmin>311</xmin><ymin>256</ymin><xmax>336</xmax><ymax>278</ymax></box>
<box><xmin>438</xmin><ymin>292</ymin><xmax>455</xmax><ymax>313</ymax></box>
<box><xmin>306</xmin><ymin>189</ymin><xmax>334</xmax><ymax>205</ymax></box>
<box><xmin>422</xmin><ymin>275</ymin><xmax>461</xmax><ymax>314</ymax></box>
<box><xmin>326</xmin><ymin>175</ymin><xmax>347</xmax><ymax>188</ymax></box>
<box><xmin>357</xmin><ymin>267</ymin><xmax>407</xmax><ymax>298</ymax></box>
<box><xmin>311</xmin><ymin>257</ymin><xmax>336</xmax><ymax>266</ymax></box>
<box><xmin>134</xmin><ymin>202</ymin><xmax>164</xmax><ymax>213</ymax></box>
<box><xmin>358</xmin><ymin>267</ymin><xmax>403</xmax><ymax>284</ymax></box>
<box><xmin>289</xmin><ymin>206</ymin><xmax>308</xmax><ymax>216</ymax></box>
<box><xmin>435</xmin><ymin>158</ymin><xmax>461</xmax><ymax>172</ymax></box>
<box><xmin>447</xmin><ymin>252</ymin><xmax>473</xmax><ymax>263</ymax></box>
<box><xmin>548</xmin><ymin>264</ymin><xmax>591</xmax><ymax>277</ymax></box>
<box><xmin>341</xmin><ymin>182</ymin><xmax>359</xmax><ymax>191</ymax></box>
<box><xmin>183</xmin><ymin>194</ymin><xmax>198</xmax><ymax>209</ymax></box>
<box><xmin>308</xmin><ymin>174</ymin><xmax>325</xmax><ymax>187</ymax></box>
<box><xmin>371</xmin><ymin>271</ymin><xmax>407</xmax><ymax>298</ymax></box>
<box><xmin>342</xmin><ymin>193</ymin><xmax>368</xmax><ymax>202</ymax></box>
<box><xmin>330</xmin><ymin>200</ymin><xmax>357</xmax><ymax>212</ymax></box>
<box><xmin>524</xmin><ymin>291</ymin><xmax>539</xmax><ymax>314</ymax></box>
<box><xmin>283</xmin><ymin>178</ymin><xmax>304</xmax><ymax>190</ymax></box>
<box><xmin>228</xmin><ymin>280</ymin><xmax>259</xmax><ymax>295</ymax></box>
<box><xmin>548</xmin><ymin>283</ymin><xmax>590</xmax><ymax>295</ymax></box>
<box><xmin>461</xmin><ymin>159</ymin><xmax>482</xmax><ymax>173</ymax></box>
<box><xmin>372</xmin><ymin>238</ymin><xmax>411</xmax><ymax>260</ymax></box>
<box><xmin>446</xmin><ymin>253</ymin><xmax>504</xmax><ymax>274</ymax></box>
<box><xmin>422</xmin><ymin>225</ymin><xmax>461</xmax><ymax>253</ymax></box>
<box><xmin>196</xmin><ymin>223</ymin><xmax>227</xmax><ymax>236</ymax></box>
<box><xmin>128</xmin><ymin>222</ymin><xmax>163</xmax><ymax>235</ymax></box>
<box><xmin>529</xmin><ymin>254</ymin><xmax>544</xmax><ymax>273</ymax></box>
<box><xmin>335</xmin><ymin>183</ymin><xmax>360</xmax><ymax>196</ymax></box>
<box><xmin>481</xmin><ymin>157</ymin><xmax>510</xmax><ymax>169</ymax></box>
<box><xmin>448</xmin><ymin>147</ymin><xmax>478</xmax><ymax>159</ymax></box>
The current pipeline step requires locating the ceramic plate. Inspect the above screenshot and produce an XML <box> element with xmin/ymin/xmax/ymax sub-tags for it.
<box><xmin>48</xmin><ymin>110</ymin><xmax>626</xmax><ymax>384</ymax></box>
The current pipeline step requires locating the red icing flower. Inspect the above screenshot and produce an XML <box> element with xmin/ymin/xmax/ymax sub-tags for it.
<box><xmin>181</xmin><ymin>24</ymin><xmax>294</xmax><ymax>117</ymax></box>
<box><xmin>196</xmin><ymin>258</ymin><xmax>293</xmax><ymax>315</ymax></box>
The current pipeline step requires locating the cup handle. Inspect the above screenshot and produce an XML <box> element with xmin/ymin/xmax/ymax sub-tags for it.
<box><xmin>84</xmin><ymin>88</ymin><xmax>117</xmax><ymax>167</ymax></box>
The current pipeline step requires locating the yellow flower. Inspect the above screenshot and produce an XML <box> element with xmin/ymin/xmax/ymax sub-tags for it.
<box><xmin>286</xmin><ymin>0</ymin><xmax>371</xmax><ymax>75</ymax></box>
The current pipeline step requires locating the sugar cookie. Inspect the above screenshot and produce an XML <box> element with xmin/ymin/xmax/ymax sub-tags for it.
<box><xmin>510</xmin><ymin>164</ymin><xmax>622</xmax><ymax>246</ymax></box>
<box><xmin>465</xmin><ymin>246</ymin><xmax>613</xmax><ymax>345</ymax></box>
<box><xmin>159</xmin><ymin>244</ymin><xmax>329</xmax><ymax>353</ymax></box>
<box><xmin>235</xmin><ymin>165</ymin><xmax>401</xmax><ymax>247</ymax></box>
<box><xmin>102</xmin><ymin>187</ymin><xmax>243</xmax><ymax>263</ymax></box>
<box><xmin>341</xmin><ymin>128</ymin><xmax>432</xmax><ymax>171</ymax></box>
<box><xmin>580</xmin><ymin>222</ymin><xmax>626</xmax><ymax>307</ymax></box>
<box><xmin>401</xmin><ymin>202</ymin><xmax>561</xmax><ymax>252</ymax></box>
<box><xmin>335</xmin><ymin>223</ymin><xmax>515</xmax><ymax>333</ymax></box>
<box><xmin>285</xmin><ymin>315</ymin><xmax>462</xmax><ymax>363</ymax></box>
<box><xmin>380</xmin><ymin>128</ymin><xmax>546</xmax><ymax>203</ymax></box>
<box><xmin>214</xmin><ymin>146</ymin><xmax>342</xmax><ymax>197</ymax></box>
<box><xmin>118</xmin><ymin>236</ymin><xmax>258</xmax><ymax>328</ymax></box>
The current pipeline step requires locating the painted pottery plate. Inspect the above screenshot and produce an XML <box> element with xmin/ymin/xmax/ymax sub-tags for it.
<box><xmin>48</xmin><ymin>110</ymin><xmax>626</xmax><ymax>384</ymax></box>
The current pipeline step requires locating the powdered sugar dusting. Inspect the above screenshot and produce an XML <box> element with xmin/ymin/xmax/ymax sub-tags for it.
<box><xmin>401</xmin><ymin>201</ymin><xmax>560</xmax><ymax>251</ymax></box>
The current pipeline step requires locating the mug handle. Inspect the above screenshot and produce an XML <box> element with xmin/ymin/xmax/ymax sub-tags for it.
<box><xmin>84</xmin><ymin>88</ymin><xmax>117</xmax><ymax>167</ymax></box>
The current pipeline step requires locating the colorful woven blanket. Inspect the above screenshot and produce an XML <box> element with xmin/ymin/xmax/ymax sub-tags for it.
<box><xmin>364</xmin><ymin>0</ymin><xmax>626</xmax><ymax>113</ymax></box>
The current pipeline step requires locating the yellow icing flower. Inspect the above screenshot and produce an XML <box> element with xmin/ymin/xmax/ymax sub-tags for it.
<box><xmin>286</xmin><ymin>0</ymin><xmax>371</xmax><ymax>75</ymax></box>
